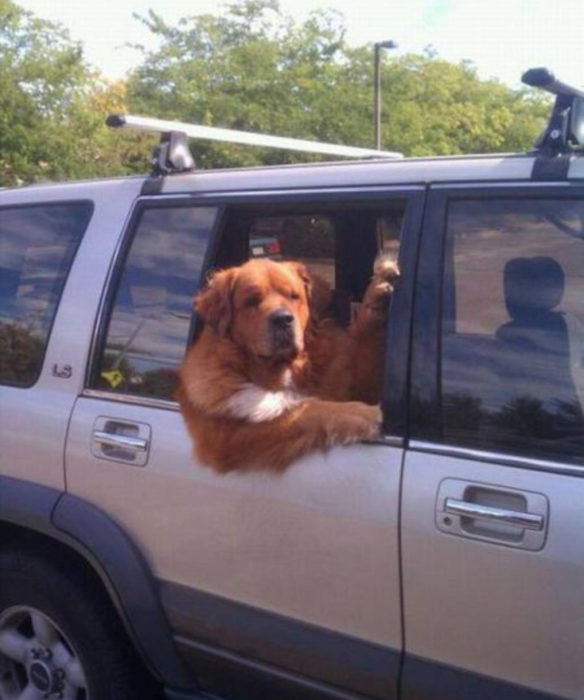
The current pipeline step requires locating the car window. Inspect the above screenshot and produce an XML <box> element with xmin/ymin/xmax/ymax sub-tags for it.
<box><xmin>441</xmin><ymin>197</ymin><xmax>584</xmax><ymax>464</ymax></box>
<box><xmin>0</xmin><ymin>202</ymin><xmax>93</xmax><ymax>387</ymax></box>
<box><xmin>94</xmin><ymin>206</ymin><xmax>216</xmax><ymax>400</ymax></box>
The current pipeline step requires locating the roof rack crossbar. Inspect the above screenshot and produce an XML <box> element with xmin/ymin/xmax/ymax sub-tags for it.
<box><xmin>106</xmin><ymin>114</ymin><xmax>403</xmax><ymax>164</ymax></box>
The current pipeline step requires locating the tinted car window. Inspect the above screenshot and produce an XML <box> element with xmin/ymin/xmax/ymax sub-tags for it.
<box><xmin>442</xmin><ymin>197</ymin><xmax>584</xmax><ymax>464</ymax></box>
<box><xmin>0</xmin><ymin>202</ymin><xmax>92</xmax><ymax>386</ymax></box>
<box><xmin>96</xmin><ymin>206</ymin><xmax>216</xmax><ymax>400</ymax></box>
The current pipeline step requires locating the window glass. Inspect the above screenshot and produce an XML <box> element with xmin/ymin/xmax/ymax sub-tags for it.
<box><xmin>0</xmin><ymin>202</ymin><xmax>92</xmax><ymax>386</ymax></box>
<box><xmin>96</xmin><ymin>206</ymin><xmax>216</xmax><ymax>400</ymax></box>
<box><xmin>442</xmin><ymin>197</ymin><xmax>584</xmax><ymax>464</ymax></box>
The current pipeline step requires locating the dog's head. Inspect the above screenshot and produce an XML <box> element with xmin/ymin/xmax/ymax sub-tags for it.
<box><xmin>196</xmin><ymin>259</ymin><xmax>311</xmax><ymax>363</ymax></box>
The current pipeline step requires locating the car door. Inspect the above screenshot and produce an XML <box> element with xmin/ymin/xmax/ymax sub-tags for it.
<box><xmin>65</xmin><ymin>187</ymin><xmax>424</xmax><ymax>700</ymax></box>
<box><xmin>401</xmin><ymin>183</ymin><xmax>584</xmax><ymax>700</ymax></box>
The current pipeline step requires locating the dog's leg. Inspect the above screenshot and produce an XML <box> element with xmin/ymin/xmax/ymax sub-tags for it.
<box><xmin>350</xmin><ymin>254</ymin><xmax>399</xmax><ymax>404</ymax></box>
<box><xmin>356</xmin><ymin>254</ymin><xmax>400</xmax><ymax>329</ymax></box>
<box><xmin>194</xmin><ymin>400</ymin><xmax>382</xmax><ymax>473</ymax></box>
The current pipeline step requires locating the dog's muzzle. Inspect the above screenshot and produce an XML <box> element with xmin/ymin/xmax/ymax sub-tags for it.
<box><xmin>269</xmin><ymin>308</ymin><xmax>298</xmax><ymax>357</ymax></box>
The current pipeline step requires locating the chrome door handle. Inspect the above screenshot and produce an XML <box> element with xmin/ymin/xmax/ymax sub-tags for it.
<box><xmin>444</xmin><ymin>498</ymin><xmax>544</xmax><ymax>531</ymax></box>
<box><xmin>93</xmin><ymin>431</ymin><xmax>148</xmax><ymax>452</ymax></box>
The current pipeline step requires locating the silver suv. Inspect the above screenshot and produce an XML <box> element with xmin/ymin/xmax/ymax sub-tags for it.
<box><xmin>1</xmin><ymin>69</ymin><xmax>584</xmax><ymax>700</ymax></box>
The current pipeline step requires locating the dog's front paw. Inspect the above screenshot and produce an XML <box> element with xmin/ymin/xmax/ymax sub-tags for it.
<box><xmin>372</xmin><ymin>253</ymin><xmax>400</xmax><ymax>294</ymax></box>
<box><xmin>342</xmin><ymin>402</ymin><xmax>382</xmax><ymax>441</ymax></box>
<box><xmin>358</xmin><ymin>255</ymin><xmax>400</xmax><ymax>326</ymax></box>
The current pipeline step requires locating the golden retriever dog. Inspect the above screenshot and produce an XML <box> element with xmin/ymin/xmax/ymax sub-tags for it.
<box><xmin>177</xmin><ymin>255</ymin><xmax>398</xmax><ymax>473</ymax></box>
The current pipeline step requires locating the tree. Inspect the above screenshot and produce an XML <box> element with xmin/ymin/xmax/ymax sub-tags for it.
<box><xmin>127</xmin><ymin>0</ymin><xmax>551</xmax><ymax>166</ymax></box>
<box><xmin>0</xmin><ymin>0</ymin><xmax>150</xmax><ymax>185</ymax></box>
<box><xmin>1</xmin><ymin>0</ymin><xmax>552</xmax><ymax>183</ymax></box>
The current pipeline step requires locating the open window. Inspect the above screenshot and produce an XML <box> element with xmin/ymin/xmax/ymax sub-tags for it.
<box><xmin>89</xmin><ymin>192</ymin><xmax>418</xmax><ymax>415</ymax></box>
<box><xmin>213</xmin><ymin>199</ymin><xmax>405</xmax><ymax>329</ymax></box>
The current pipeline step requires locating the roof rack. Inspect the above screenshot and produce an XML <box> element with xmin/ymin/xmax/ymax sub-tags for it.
<box><xmin>522</xmin><ymin>68</ymin><xmax>584</xmax><ymax>155</ymax></box>
<box><xmin>106</xmin><ymin>114</ymin><xmax>403</xmax><ymax>175</ymax></box>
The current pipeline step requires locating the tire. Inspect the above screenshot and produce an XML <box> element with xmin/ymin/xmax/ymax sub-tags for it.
<box><xmin>0</xmin><ymin>546</ymin><xmax>162</xmax><ymax>700</ymax></box>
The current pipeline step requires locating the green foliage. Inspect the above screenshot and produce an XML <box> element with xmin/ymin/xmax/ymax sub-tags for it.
<box><xmin>0</xmin><ymin>0</ymin><xmax>150</xmax><ymax>185</ymax></box>
<box><xmin>126</xmin><ymin>0</ymin><xmax>550</xmax><ymax>165</ymax></box>
<box><xmin>1</xmin><ymin>0</ymin><xmax>552</xmax><ymax>184</ymax></box>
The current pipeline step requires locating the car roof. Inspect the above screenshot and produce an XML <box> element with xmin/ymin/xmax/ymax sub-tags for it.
<box><xmin>161</xmin><ymin>152</ymin><xmax>583</xmax><ymax>194</ymax></box>
<box><xmin>2</xmin><ymin>152</ymin><xmax>583</xmax><ymax>199</ymax></box>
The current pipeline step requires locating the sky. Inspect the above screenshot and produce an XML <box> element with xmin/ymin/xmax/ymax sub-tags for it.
<box><xmin>16</xmin><ymin>0</ymin><xmax>584</xmax><ymax>89</ymax></box>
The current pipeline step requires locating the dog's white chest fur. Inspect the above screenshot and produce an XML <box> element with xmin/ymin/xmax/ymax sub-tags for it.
<box><xmin>225</xmin><ymin>383</ymin><xmax>302</xmax><ymax>423</ymax></box>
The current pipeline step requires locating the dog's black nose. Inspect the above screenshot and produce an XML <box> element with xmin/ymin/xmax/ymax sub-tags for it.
<box><xmin>270</xmin><ymin>308</ymin><xmax>294</xmax><ymax>328</ymax></box>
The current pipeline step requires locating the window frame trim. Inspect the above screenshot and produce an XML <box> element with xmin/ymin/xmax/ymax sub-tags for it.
<box><xmin>410</xmin><ymin>439</ymin><xmax>584</xmax><ymax>478</ymax></box>
<box><xmin>410</xmin><ymin>181</ymin><xmax>584</xmax><ymax>466</ymax></box>
<box><xmin>0</xmin><ymin>199</ymin><xmax>94</xmax><ymax>389</ymax></box>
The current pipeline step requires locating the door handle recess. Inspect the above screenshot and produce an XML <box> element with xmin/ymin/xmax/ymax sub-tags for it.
<box><xmin>93</xmin><ymin>431</ymin><xmax>148</xmax><ymax>452</ymax></box>
<box><xmin>444</xmin><ymin>498</ymin><xmax>544</xmax><ymax>531</ymax></box>
<box><xmin>91</xmin><ymin>417</ymin><xmax>151</xmax><ymax>466</ymax></box>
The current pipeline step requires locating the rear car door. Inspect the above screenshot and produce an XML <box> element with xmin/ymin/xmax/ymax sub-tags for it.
<box><xmin>402</xmin><ymin>183</ymin><xmax>584</xmax><ymax>700</ymax></box>
<box><xmin>65</xmin><ymin>187</ymin><xmax>424</xmax><ymax>700</ymax></box>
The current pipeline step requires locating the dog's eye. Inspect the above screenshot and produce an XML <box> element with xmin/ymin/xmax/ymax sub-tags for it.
<box><xmin>244</xmin><ymin>295</ymin><xmax>261</xmax><ymax>308</ymax></box>
<box><xmin>290</xmin><ymin>291</ymin><xmax>301</xmax><ymax>301</ymax></box>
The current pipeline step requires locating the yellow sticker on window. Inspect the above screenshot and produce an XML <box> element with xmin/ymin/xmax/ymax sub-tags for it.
<box><xmin>101</xmin><ymin>370</ymin><xmax>124</xmax><ymax>388</ymax></box>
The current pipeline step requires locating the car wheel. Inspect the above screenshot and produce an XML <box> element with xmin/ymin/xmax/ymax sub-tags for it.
<box><xmin>0</xmin><ymin>547</ymin><xmax>161</xmax><ymax>700</ymax></box>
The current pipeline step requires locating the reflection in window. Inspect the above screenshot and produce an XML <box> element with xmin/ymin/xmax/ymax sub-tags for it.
<box><xmin>96</xmin><ymin>206</ymin><xmax>216</xmax><ymax>400</ymax></box>
<box><xmin>442</xmin><ymin>198</ymin><xmax>584</xmax><ymax>464</ymax></box>
<box><xmin>0</xmin><ymin>203</ymin><xmax>92</xmax><ymax>386</ymax></box>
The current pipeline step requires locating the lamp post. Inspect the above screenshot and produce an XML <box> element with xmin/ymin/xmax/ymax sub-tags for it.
<box><xmin>374</xmin><ymin>39</ymin><xmax>398</xmax><ymax>150</ymax></box>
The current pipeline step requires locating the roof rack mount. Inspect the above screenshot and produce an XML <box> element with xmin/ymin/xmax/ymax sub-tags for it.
<box><xmin>106</xmin><ymin>113</ymin><xmax>403</xmax><ymax>175</ymax></box>
<box><xmin>522</xmin><ymin>68</ymin><xmax>584</xmax><ymax>155</ymax></box>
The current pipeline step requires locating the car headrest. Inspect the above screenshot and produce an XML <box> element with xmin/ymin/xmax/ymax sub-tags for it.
<box><xmin>503</xmin><ymin>256</ymin><xmax>565</xmax><ymax>319</ymax></box>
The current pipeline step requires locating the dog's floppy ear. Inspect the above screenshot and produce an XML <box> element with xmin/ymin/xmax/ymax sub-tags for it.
<box><xmin>286</xmin><ymin>262</ymin><xmax>312</xmax><ymax>301</ymax></box>
<box><xmin>195</xmin><ymin>268</ymin><xmax>237</xmax><ymax>336</ymax></box>
<box><xmin>286</xmin><ymin>261</ymin><xmax>339</xmax><ymax>318</ymax></box>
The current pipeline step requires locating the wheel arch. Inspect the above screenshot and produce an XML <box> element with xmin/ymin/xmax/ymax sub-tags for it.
<box><xmin>0</xmin><ymin>475</ymin><xmax>192</xmax><ymax>689</ymax></box>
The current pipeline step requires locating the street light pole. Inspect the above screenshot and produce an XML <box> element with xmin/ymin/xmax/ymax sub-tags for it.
<box><xmin>374</xmin><ymin>40</ymin><xmax>398</xmax><ymax>150</ymax></box>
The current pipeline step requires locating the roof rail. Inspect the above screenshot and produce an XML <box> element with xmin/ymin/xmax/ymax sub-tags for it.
<box><xmin>522</xmin><ymin>68</ymin><xmax>584</xmax><ymax>155</ymax></box>
<box><xmin>106</xmin><ymin>114</ymin><xmax>403</xmax><ymax>175</ymax></box>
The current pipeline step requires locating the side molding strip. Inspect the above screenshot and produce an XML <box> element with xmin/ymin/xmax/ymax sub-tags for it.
<box><xmin>160</xmin><ymin>580</ymin><xmax>398</xmax><ymax>700</ymax></box>
<box><xmin>175</xmin><ymin>636</ymin><xmax>376</xmax><ymax>700</ymax></box>
<box><xmin>401</xmin><ymin>654</ymin><xmax>566</xmax><ymax>700</ymax></box>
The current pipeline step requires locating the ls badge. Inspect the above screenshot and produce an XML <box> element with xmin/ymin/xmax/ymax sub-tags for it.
<box><xmin>52</xmin><ymin>364</ymin><xmax>73</xmax><ymax>379</ymax></box>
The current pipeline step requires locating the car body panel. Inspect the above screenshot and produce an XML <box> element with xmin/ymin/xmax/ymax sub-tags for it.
<box><xmin>65</xmin><ymin>396</ymin><xmax>403</xmax><ymax>696</ymax></box>
<box><xmin>65</xmin><ymin>396</ymin><xmax>403</xmax><ymax>644</ymax></box>
<box><xmin>401</xmin><ymin>181</ymin><xmax>584</xmax><ymax>700</ymax></box>
<box><xmin>2</xmin><ymin>150</ymin><xmax>584</xmax><ymax>699</ymax></box>
<box><xmin>0</xmin><ymin>179</ymin><xmax>142</xmax><ymax>490</ymax></box>
<box><xmin>401</xmin><ymin>449</ymin><xmax>584</xmax><ymax>700</ymax></box>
